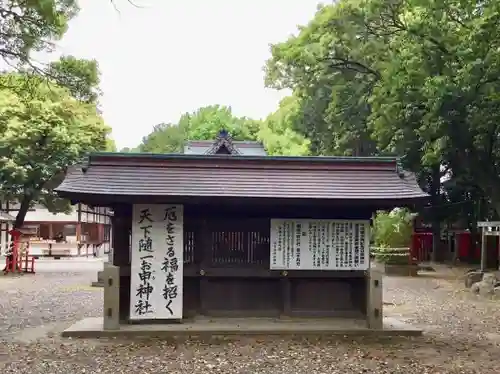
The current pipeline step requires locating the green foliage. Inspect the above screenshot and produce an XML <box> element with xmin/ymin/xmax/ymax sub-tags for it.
<box><xmin>0</xmin><ymin>1</ymin><xmax>79</xmax><ymax>71</ymax></box>
<box><xmin>264</xmin><ymin>2</ymin><xmax>380</xmax><ymax>157</ymax></box>
<box><xmin>264</xmin><ymin>0</ymin><xmax>500</xmax><ymax>222</ymax></box>
<box><xmin>257</xmin><ymin>96</ymin><xmax>310</xmax><ymax>156</ymax></box>
<box><xmin>372</xmin><ymin>207</ymin><xmax>414</xmax><ymax>264</ymax></box>
<box><xmin>364</xmin><ymin>0</ymin><xmax>500</xmax><ymax>215</ymax></box>
<box><xmin>0</xmin><ymin>73</ymin><xmax>110</xmax><ymax>227</ymax></box>
<box><xmin>138</xmin><ymin>123</ymin><xmax>185</xmax><ymax>154</ymax></box>
<box><xmin>372</xmin><ymin>208</ymin><xmax>414</xmax><ymax>249</ymax></box>
<box><xmin>373</xmin><ymin>247</ymin><xmax>412</xmax><ymax>265</ymax></box>
<box><xmin>178</xmin><ymin>105</ymin><xmax>259</xmax><ymax>142</ymax></box>
<box><xmin>49</xmin><ymin>56</ymin><xmax>101</xmax><ymax>104</ymax></box>
<box><xmin>136</xmin><ymin>104</ymin><xmax>310</xmax><ymax>156</ymax></box>
<box><xmin>136</xmin><ymin>105</ymin><xmax>258</xmax><ymax>154</ymax></box>
<box><xmin>119</xmin><ymin>147</ymin><xmax>134</xmax><ymax>153</ymax></box>
<box><xmin>105</xmin><ymin>138</ymin><xmax>117</xmax><ymax>152</ymax></box>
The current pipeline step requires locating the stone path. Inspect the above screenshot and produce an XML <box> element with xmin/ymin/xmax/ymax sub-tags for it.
<box><xmin>0</xmin><ymin>267</ymin><xmax>498</xmax><ymax>373</ymax></box>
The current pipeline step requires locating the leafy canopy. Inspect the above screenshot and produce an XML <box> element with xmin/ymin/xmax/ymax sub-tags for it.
<box><xmin>372</xmin><ymin>208</ymin><xmax>414</xmax><ymax>249</ymax></box>
<box><xmin>265</xmin><ymin>0</ymin><xmax>500</xmax><ymax>220</ymax></box>
<box><xmin>136</xmin><ymin>104</ymin><xmax>310</xmax><ymax>156</ymax></box>
<box><xmin>0</xmin><ymin>73</ymin><xmax>110</xmax><ymax>227</ymax></box>
<box><xmin>257</xmin><ymin>96</ymin><xmax>310</xmax><ymax>156</ymax></box>
<box><xmin>0</xmin><ymin>0</ymin><xmax>79</xmax><ymax>72</ymax></box>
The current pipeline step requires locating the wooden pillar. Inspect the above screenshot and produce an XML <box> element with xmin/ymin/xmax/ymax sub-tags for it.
<box><xmin>98</xmin><ymin>223</ymin><xmax>104</xmax><ymax>242</ymax></box>
<box><xmin>76</xmin><ymin>223</ymin><xmax>81</xmax><ymax>242</ymax></box>
<box><xmin>199</xmin><ymin>218</ymin><xmax>210</xmax><ymax>315</ymax></box>
<box><xmin>480</xmin><ymin>227</ymin><xmax>487</xmax><ymax>272</ymax></box>
<box><xmin>452</xmin><ymin>234</ymin><xmax>458</xmax><ymax>264</ymax></box>
<box><xmin>281</xmin><ymin>274</ymin><xmax>291</xmax><ymax>316</ymax></box>
<box><xmin>76</xmin><ymin>224</ymin><xmax>82</xmax><ymax>256</ymax></box>
<box><xmin>497</xmin><ymin>235</ymin><xmax>500</xmax><ymax>270</ymax></box>
<box><xmin>112</xmin><ymin>204</ymin><xmax>132</xmax><ymax>322</ymax></box>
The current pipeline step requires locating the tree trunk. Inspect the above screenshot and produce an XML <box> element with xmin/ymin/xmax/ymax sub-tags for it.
<box><xmin>482</xmin><ymin>199</ymin><xmax>500</xmax><ymax>270</ymax></box>
<box><xmin>13</xmin><ymin>196</ymin><xmax>31</xmax><ymax>229</ymax></box>
<box><xmin>3</xmin><ymin>196</ymin><xmax>32</xmax><ymax>272</ymax></box>
<box><xmin>430</xmin><ymin>166</ymin><xmax>441</xmax><ymax>262</ymax></box>
<box><xmin>468</xmin><ymin>223</ymin><xmax>478</xmax><ymax>264</ymax></box>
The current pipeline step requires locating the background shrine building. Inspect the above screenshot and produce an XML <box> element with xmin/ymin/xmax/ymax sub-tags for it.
<box><xmin>56</xmin><ymin>130</ymin><xmax>428</xmax><ymax>333</ymax></box>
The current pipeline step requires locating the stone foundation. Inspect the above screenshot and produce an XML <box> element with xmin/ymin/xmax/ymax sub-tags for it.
<box><xmin>383</xmin><ymin>264</ymin><xmax>419</xmax><ymax>277</ymax></box>
<box><xmin>62</xmin><ymin>316</ymin><xmax>423</xmax><ymax>339</ymax></box>
<box><xmin>97</xmin><ymin>265</ymin><xmax>386</xmax><ymax>331</ymax></box>
<box><xmin>91</xmin><ymin>270</ymin><xmax>105</xmax><ymax>288</ymax></box>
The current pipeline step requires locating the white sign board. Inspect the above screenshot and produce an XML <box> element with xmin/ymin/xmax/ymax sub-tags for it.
<box><xmin>270</xmin><ymin>219</ymin><xmax>370</xmax><ymax>270</ymax></box>
<box><xmin>129</xmin><ymin>204</ymin><xmax>184</xmax><ymax>320</ymax></box>
<box><xmin>478</xmin><ymin>221</ymin><xmax>500</xmax><ymax>228</ymax></box>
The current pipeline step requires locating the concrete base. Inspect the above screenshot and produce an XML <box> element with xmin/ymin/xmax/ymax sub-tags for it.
<box><xmin>62</xmin><ymin>317</ymin><xmax>422</xmax><ymax>339</ymax></box>
<box><xmin>384</xmin><ymin>264</ymin><xmax>419</xmax><ymax>277</ymax></box>
<box><xmin>91</xmin><ymin>270</ymin><xmax>105</xmax><ymax>288</ymax></box>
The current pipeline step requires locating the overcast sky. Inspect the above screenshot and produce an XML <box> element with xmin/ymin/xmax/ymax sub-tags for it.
<box><xmin>47</xmin><ymin>0</ymin><xmax>322</xmax><ymax>149</ymax></box>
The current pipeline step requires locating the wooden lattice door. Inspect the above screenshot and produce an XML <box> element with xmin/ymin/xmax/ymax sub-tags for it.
<box><xmin>198</xmin><ymin>217</ymin><xmax>278</xmax><ymax>315</ymax></box>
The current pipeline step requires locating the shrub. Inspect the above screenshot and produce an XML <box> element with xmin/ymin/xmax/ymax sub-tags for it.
<box><xmin>373</xmin><ymin>247</ymin><xmax>412</xmax><ymax>265</ymax></box>
<box><xmin>372</xmin><ymin>208</ymin><xmax>414</xmax><ymax>249</ymax></box>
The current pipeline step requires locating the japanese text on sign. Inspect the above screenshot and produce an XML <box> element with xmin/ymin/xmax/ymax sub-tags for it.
<box><xmin>270</xmin><ymin>219</ymin><xmax>369</xmax><ymax>270</ymax></box>
<box><xmin>129</xmin><ymin>204</ymin><xmax>184</xmax><ymax>320</ymax></box>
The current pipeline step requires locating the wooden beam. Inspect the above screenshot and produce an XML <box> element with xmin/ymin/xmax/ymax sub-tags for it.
<box><xmin>112</xmin><ymin>204</ymin><xmax>132</xmax><ymax>322</ymax></box>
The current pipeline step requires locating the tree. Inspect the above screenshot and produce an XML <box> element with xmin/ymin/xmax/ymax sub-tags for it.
<box><xmin>0</xmin><ymin>1</ymin><xmax>79</xmax><ymax>74</ymax></box>
<box><xmin>48</xmin><ymin>56</ymin><xmax>101</xmax><ymax>105</ymax></box>
<box><xmin>105</xmin><ymin>138</ymin><xmax>117</xmax><ymax>152</ymax></box>
<box><xmin>0</xmin><ymin>74</ymin><xmax>111</xmax><ymax>228</ymax></box>
<box><xmin>264</xmin><ymin>0</ymin><xmax>479</xmax><ymax>261</ymax></box>
<box><xmin>264</xmin><ymin>0</ymin><xmax>500</xmax><ymax>226</ymax></box>
<box><xmin>137</xmin><ymin>105</ymin><xmax>261</xmax><ymax>154</ymax></box>
<box><xmin>138</xmin><ymin>123</ymin><xmax>185</xmax><ymax>154</ymax></box>
<box><xmin>48</xmin><ymin>56</ymin><xmax>118</xmax><ymax>151</ymax></box>
<box><xmin>136</xmin><ymin>103</ymin><xmax>313</xmax><ymax>157</ymax></box>
<box><xmin>178</xmin><ymin>105</ymin><xmax>260</xmax><ymax>142</ymax></box>
<box><xmin>373</xmin><ymin>208</ymin><xmax>414</xmax><ymax>249</ymax></box>
<box><xmin>366</xmin><ymin>0</ymin><xmax>500</xmax><ymax>217</ymax></box>
<box><xmin>258</xmin><ymin>95</ymin><xmax>310</xmax><ymax>156</ymax></box>
<box><xmin>264</xmin><ymin>3</ymin><xmax>380</xmax><ymax>157</ymax></box>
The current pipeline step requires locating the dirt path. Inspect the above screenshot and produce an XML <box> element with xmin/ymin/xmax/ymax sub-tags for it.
<box><xmin>0</xmin><ymin>268</ymin><xmax>498</xmax><ymax>373</ymax></box>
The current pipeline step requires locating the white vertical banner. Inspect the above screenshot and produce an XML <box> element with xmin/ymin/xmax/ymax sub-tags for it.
<box><xmin>129</xmin><ymin>204</ymin><xmax>184</xmax><ymax>320</ymax></box>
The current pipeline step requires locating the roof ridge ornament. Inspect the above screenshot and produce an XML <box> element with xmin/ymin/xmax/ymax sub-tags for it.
<box><xmin>396</xmin><ymin>157</ymin><xmax>405</xmax><ymax>179</ymax></box>
<box><xmin>205</xmin><ymin>129</ymin><xmax>241</xmax><ymax>155</ymax></box>
<box><xmin>81</xmin><ymin>155</ymin><xmax>91</xmax><ymax>174</ymax></box>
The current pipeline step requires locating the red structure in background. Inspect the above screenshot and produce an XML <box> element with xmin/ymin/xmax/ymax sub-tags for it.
<box><xmin>456</xmin><ymin>232</ymin><xmax>480</xmax><ymax>260</ymax></box>
<box><xmin>411</xmin><ymin>232</ymin><xmax>433</xmax><ymax>262</ymax></box>
<box><xmin>4</xmin><ymin>229</ymin><xmax>35</xmax><ymax>274</ymax></box>
<box><xmin>411</xmin><ymin>228</ymin><xmax>497</xmax><ymax>264</ymax></box>
<box><xmin>411</xmin><ymin>215</ymin><xmax>487</xmax><ymax>263</ymax></box>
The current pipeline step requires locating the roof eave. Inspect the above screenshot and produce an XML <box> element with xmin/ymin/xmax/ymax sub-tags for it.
<box><xmin>55</xmin><ymin>188</ymin><xmax>429</xmax><ymax>203</ymax></box>
<box><xmin>87</xmin><ymin>152</ymin><xmax>400</xmax><ymax>165</ymax></box>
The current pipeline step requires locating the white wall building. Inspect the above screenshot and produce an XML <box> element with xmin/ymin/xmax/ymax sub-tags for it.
<box><xmin>0</xmin><ymin>203</ymin><xmax>113</xmax><ymax>257</ymax></box>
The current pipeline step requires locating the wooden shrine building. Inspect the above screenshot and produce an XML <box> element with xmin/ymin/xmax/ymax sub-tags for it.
<box><xmin>56</xmin><ymin>131</ymin><xmax>428</xmax><ymax>327</ymax></box>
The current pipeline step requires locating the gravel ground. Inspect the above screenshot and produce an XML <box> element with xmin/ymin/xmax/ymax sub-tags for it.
<box><xmin>0</xmin><ymin>266</ymin><xmax>498</xmax><ymax>373</ymax></box>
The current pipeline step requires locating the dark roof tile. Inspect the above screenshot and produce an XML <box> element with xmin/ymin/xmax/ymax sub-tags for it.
<box><xmin>57</xmin><ymin>162</ymin><xmax>428</xmax><ymax>200</ymax></box>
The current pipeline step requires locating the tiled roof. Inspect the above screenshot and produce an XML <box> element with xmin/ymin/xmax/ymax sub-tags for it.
<box><xmin>0</xmin><ymin>211</ymin><xmax>16</xmax><ymax>222</ymax></box>
<box><xmin>56</xmin><ymin>154</ymin><xmax>428</xmax><ymax>201</ymax></box>
<box><xmin>184</xmin><ymin>140</ymin><xmax>267</xmax><ymax>156</ymax></box>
